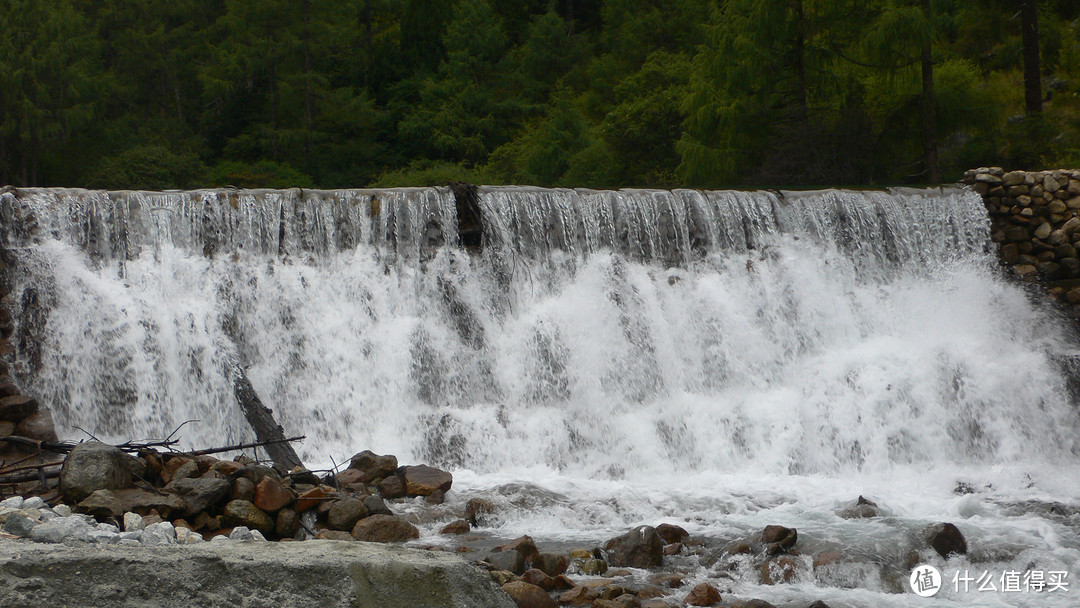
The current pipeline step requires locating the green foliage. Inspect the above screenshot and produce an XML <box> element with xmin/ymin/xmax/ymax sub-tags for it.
<box><xmin>208</xmin><ymin>160</ymin><xmax>314</xmax><ymax>189</ymax></box>
<box><xmin>3</xmin><ymin>0</ymin><xmax>1079</xmax><ymax>189</ymax></box>
<box><xmin>88</xmin><ymin>145</ymin><xmax>207</xmax><ymax>190</ymax></box>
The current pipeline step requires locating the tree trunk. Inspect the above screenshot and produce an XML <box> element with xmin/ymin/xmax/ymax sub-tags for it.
<box><xmin>232</xmin><ymin>364</ymin><xmax>304</xmax><ymax>471</ymax></box>
<box><xmin>920</xmin><ymin>0</ymin><xmax>939</xmax><ymax>184</ymax></box>
<box><xmin>1021</xmin><ymin>0</ymin><xmax>1042</xmax><ymax>115</ymax></box>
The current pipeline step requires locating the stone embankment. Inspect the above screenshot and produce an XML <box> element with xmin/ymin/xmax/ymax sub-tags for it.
<box><xmin>963</xmin><ymin>167</ymin><xmax>1080</xmax><ymax>314</ymax></box>
<box><xmin>0</xmin><ymin>538</ymin><xmax>516</xmax><ymax>608</ymax></box>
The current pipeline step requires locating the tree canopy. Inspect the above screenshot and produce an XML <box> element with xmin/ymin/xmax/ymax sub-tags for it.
<box><xmin>1</xmin><ymin>0</ymin><xmax>1078</xmax><ymax>189</ymax></box>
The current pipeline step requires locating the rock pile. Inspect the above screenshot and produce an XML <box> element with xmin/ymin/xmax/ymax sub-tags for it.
<box><xmin>963</xmin><ymin>167</ymin><xmax>1080</xmax><ymax>314</ymax></box>
<box><xmin>4</xmin><ymin>442</ymin><xmax>453</xmax><ymax>545</ymax></box>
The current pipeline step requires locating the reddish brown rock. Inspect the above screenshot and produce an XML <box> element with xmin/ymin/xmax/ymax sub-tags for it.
<box><xmin>294</xmin><ymin>485</ymin><xmax>334</xmax><ymax>512</ymax></box>
<box><xmin>439</xmin><ymin>519</ymin><xmax>470</xmax><ymax>535</ymax></box>
<box><xmin>464</xmin><ymin>497</ymin><xmax>497</xmax><ymax>526</ymax></box>
<box><xmin>925</xmin><ymin>522</ymin><xmax>967</xmax><ymax>558</ymax></box>
<box><xmin>521</xmin><ymin>569</ymin><xmax>558</xmax><ymax>591</ymax></box>
<box><xmin>684</xmin><ymin>582</ymin><xmax>721</xmax><ymax>606</ymax></box>
<box><xmin>350</xmin><ymin>514</ymin><xmax>420</xmax><ymax>543</ymax></box>
<box><xmin>760</xmin><ymin>556</ymin><xmax>799</xmax><ymax>584</ymax></box>
<box><xmin>531</xmin><ymin>552</ymin><xmax>568</xmax><ymax>577</ymax></box>
<box><xmin>648</xmin><ymin>573</ymin><xmax>682</xmax><ymax>588</ymax></box>
<box><xmin>348</xmin><ymin>450</ymin><xmax>398</xmax><ymax>482</ymax></box>
<box><xmin>761</xmin><ymin>525</ymin><xmax>797</xmax><ymax>551</ymax></box>
<box><xmin>495</xmin><ymin>535</ymin><xmax>540</xmax><ymax>565</ymax></box>
<box><xmin>501</xmin><ymin>581</ymin><xmax>557</xmax><ymax>608</ymax></box>
<box><xmin>253</xmin><ymin>476</ymin><xmax>294</xmax><ymax>513</ymax></box>
<box><xmin>378</xmin><ymin>475</ymin><xmax>406</xmax><ymax>499</ymax></box>
<box><xmin>400</xmin><ymin>465</ymin><xmax>453</xmax><ymax>496</ymax></box>
<box><xmin>558</xmin><ymin>585</ymin><xmax>598</xmax><ymax>606</ymax></box>
<box><xmin>223</xmin><ymin>499</ymin><xmax>274</xmax><ymax>534</ymax></box>
<box><xmin>334</xmin><ymin>468</ymin><xmax>367</xmax><ymax>486</ymax></box>
<box><xmin>655</xmin><ymin>523</ymin><xmax>688</xmax><ymax>545</ymax></box>
<box><xmin>211</xmin><ymin>460</ymin><xmax>244</xmax><ymax>477</ymax></box>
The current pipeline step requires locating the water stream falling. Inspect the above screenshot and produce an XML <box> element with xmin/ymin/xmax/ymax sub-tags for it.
<box><xmin>2</xmin><ymin>185</ymin><xmax>1078</xmax><ymax>606</ymax></box>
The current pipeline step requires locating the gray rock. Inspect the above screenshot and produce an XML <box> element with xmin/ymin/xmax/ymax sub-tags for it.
<box><xmin>175</xmin><ymin>527</ymin><xmax>204</xmax><ymax>544</ymax></box>
<box><xmin>0</xmin><ymin>538</ymin><xmax>517</xmax><ymax>608</ymax></box>
<box><xmin>22</xmin><ymin>497</ymin><xmax>45</xmax><ymax>510</ymax></box>
<box><xmin>165</xmin><ymin>477</ymin><xmax>230</xmax><ymax>515</ymax></box>
<box><xmin>88</xmin><ymin>530</ymin><xmax>120</xmax><ymax>545</ymax></box>
<box><xmin>229</xmin><ymin>526</ymin><xmax>254</xmax><ymax>541</ymax></box>
<box><xmin>211</xmin><ymin>534</ymin><xmax>230</xmax><ymax>543</ymax></box>
<box><xmin>78</xmin><ymin>488</ymin><xmax>187</xmax><ymax>519</ymax></box>
<box><xmin>141</xmin><ymin>522</ymin><xmax>176</xmax><ymax>546</ymax></box>
<box><xmin>604</xmin><ymin>525</ymin><xmax>663</xmax><ymax>568</ymax></box>
<box><xmin>124</xmin><ymin>512</ymin><xmax>145</xmax><ymax>532</ymax></box>
<box><xmin>96</xmin><ymin>523</ymin><xmax>119</xmax><ymax>534</ymax></box>
<box><xmin>119</xmin><ymin>531</ymin><xmax>142</xmax><ymax>542</ymax></box>
<box><xmin>118</xmin><ymin>539</ymin><xmax>141</xmax><ymax>547</ymax></box>
<box><xmin>250</xmin><ymin>530</ymin><xmax>266</xmax><ymax>542</ymax></box>
<box><xmin>29</xmin><ymin>523</ymin><xmax>70</xmax><ymax>543</ymax></box>
<box><xmin>329</xmin><ymin>498</ymin><xmax>369</xmax><ymax>531</ymax></box>
<box><xmin>0</xmin><ymin>497</ymin><xmax>23</xmax><ymax>510</ymax></box>
<box><xmin>59</xmin><ymin>442</ymin><xmax>135</xmax><ymax>503</ymax></box>
<box><xmin>348</xmin><ymin>451</ymin><xmax>399</xmax><ymax>483</ymax></box>
<box><xmin>363</xmin><ymin>495</ymin><xmax>393</xmax><ymax>517</ymax></box>
<box><xmin>2</xmin><ymin>513</ymin><xmax>37</xmax><ymax>537</ymax></box>
<box><xmin>52</xmin><ymin>505</ymin><xmax>72</xmax><ymax>517</ymax></box>
<box><xmin>485</xmin><ymin>550</ymin><xmax>525</xmax><ymax>575</ymax></box>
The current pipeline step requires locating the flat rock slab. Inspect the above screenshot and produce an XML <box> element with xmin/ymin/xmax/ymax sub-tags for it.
<box><xmin>0</xmin><ymin>539</ymin><xmax>516</xmax><ymax>608</ymax></box>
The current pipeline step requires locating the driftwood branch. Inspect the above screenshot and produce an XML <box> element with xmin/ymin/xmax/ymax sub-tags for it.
<box><xmin>183</xmin><ymin>435</ymin><xmax>305</xmax><ymax>458</ymax></box>
<box><xmin>230</xmin><ymin>364</ymin><xmax>304</xmax><ymax>470</ymax></box>
<box><xmin>0</xmin><ymin>469</ymin><xmax>59</xmax><ymax>485</ymax></box>
<box><xmin>0</xmin><ymin>460</ymin><xmax>64</xmax><ymax>475</ymax></box>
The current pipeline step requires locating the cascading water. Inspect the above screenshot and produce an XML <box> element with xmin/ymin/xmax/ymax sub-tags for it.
<box><xmin>2</xmin><ymin>185</ymin><xmax>1079</xmax><ymax>606</ymax></box>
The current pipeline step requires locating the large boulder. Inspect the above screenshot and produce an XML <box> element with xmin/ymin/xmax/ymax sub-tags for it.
<box><xmin>351</xmin><ymin>514</ymin><xmax>420</xmax><ymax>543</ymax></box>
<box><xmin>328</xmin><ymin>498</ymin><xmax>369</xmax><ymax>531</ymax></box>
<box><xmin>400</xmin><ymin>465</ymin><xmax>452</xmax><ymax>497</ymax></box>
<box><xmin>223</xmin><ymin>499</ymin><xmax>274</xmax><ymax>534</ymax></box>
<box><xmin>501</xmin><ymin>581</ymin><xmax>558</xmax><ymax>608</ymax></box>
<box><xmin>60</xmin><ymin>442</ymin><xmax>135</xmax><ymax>503</ymax></box>
<box><xmin>253</xmin><ymin>476</ymin><xmax>295</xmax><ymax>513</ymax></box>
<box><xmin>348</xmin><ymin>451</ymin><xmax>398</xmax><ymax>483</ymax></box>
<box><xmin>164</xmin><ymin>478</ymin><xmax>231</xmax><ymax>516</ymax></box>
<box><xmin>604</xmin><ymin>526</ymin><xmax>663</xmax><ymax>568</ymax></box>
<box><xmin>685</xmin><ymin>582</ymin><xmax>722</xmax><ymax>606</ymax></box>
<box><xmin>77</xmin><ymin>488</ymin><xmax>187</xmax><ymax>519</ymax></box>
<box><xmin>925</xmin><ymin>522</ymin><xmax>967</xmax><ymax>558</ymax></box>
<box><xmin>15</xmin><ymin>409</ymin><xmax>58</xmax><ymax>442</ymax></box>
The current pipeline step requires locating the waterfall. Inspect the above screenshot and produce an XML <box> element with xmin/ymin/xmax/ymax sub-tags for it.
<box><xmin>1</xmin><ymin>185</ymin><xmax>1077</xmax><ymax>475</ymax></box>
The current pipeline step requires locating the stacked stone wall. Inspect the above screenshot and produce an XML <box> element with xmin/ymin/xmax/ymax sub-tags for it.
<box><xmin>963</xmin><ymin>167</ymin><xmax>1080</xmax><ymax>313</ymax></box>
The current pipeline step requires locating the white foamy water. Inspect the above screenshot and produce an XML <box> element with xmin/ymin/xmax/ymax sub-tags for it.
<box><xmin>2</xmin><ymin>185</ymin><xmax>1078</xmax><ymax>606</ymax></box>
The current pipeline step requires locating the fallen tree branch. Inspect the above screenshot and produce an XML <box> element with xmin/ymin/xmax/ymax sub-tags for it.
<box><xmin>0</xmin><ymin>460</ymin><xmax>64</xmax><ymax>476</ymax></box>
<box><xmin>0</xmin><ymin>469</ymin><xmax>59</xmax><ymax>485</ymax></box>
<box><xmin>183</xmin><ymin>435</ymin><xmax>306</xmax><ymax>458</ymax></box>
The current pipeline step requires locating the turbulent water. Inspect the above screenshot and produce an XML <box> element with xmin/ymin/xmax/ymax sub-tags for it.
<box><xmin>3</xmin><ymin>185</ymin><xmax>1079</xmax><ymax>606</ymax></box>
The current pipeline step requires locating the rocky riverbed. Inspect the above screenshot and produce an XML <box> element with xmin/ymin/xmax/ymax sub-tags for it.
<box><xmin>2</xmin><ymin>441</ymin><xmax>1019</xmax><ymax>608</ymax></box>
